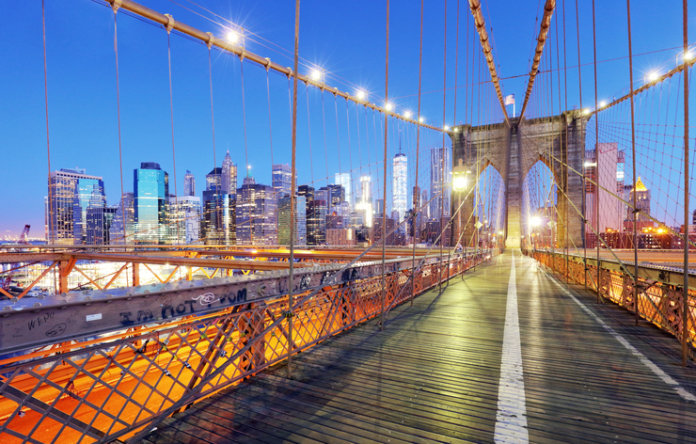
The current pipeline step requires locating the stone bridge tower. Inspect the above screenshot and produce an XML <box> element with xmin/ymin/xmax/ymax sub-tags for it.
<box><xmin>451</xmin><ymin>111</ymin><xmax>589</xmax><ymax>249</ymax></box>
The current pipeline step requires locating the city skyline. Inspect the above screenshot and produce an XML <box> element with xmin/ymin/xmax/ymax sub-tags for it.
<box><xmin>44</xmin><ymin>147</ymin><xmax>468</xmax><ymax>246</ymax></box>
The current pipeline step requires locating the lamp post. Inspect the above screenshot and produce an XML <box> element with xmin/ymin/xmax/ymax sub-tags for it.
<box><xmin>452</xmin><ymin>159</ymin><xmax>470</xmax><ymax>251</ymax></box>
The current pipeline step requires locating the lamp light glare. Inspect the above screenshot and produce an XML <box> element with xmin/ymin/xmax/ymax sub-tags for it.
<box><xmin>418</xmin><ymin>116</ymin><xmax>425</xmax><ymax>123</ymax></box>
<box><xmin>225</xmin><ymin>29</ymin><xmax>240</xmax><ymax>45</ymax></box>
<box><xmin>646</xmin><ymin>70</ymin><xmax>660</xmax><ymax>83</ymax></box>
<box><xmin>355</xmin><ymin>89</ymin><xmax>367</xmax><ymax>101</ymax></box>
<box><xmin>384</xmin><ymin>101</ymin><xmax>394</xmax><ymax>112</ymax></box>
<box><xmin>403</xmin><ymin>110</ymin><xmax>413</xmax><ymax>119</ymax></box>
<box><xmin>444</xmin><ymin>125</ymin><xmax>450</xmax><ymax>131</ymax></box>
<box><xmin>452</xmin><ymin>174</ymin><xmax>468</xmax><ymax>192</ymax></box>
<box><xmin>530</xmin><ymin>216</ymin><xmax>542</xmax><ymax>228</ymax></box>
<box><xmin>582</xmin><ymin>108</ymin><xmax>591</xmax><ymax>116</ymax></box>
<box><xmin>310</xmin><ymin>68</ymin><xmax>323</xmax><ymax>82</ymax></box>
<box><xmin>599</xmin><ymin>100</ymin><xmax>607</xmax><ymax>108</ymax></box>
<box><xmin>684</xmin><ymin>50</ymin><xmax>695</xmax><ymax>62</ymax></box>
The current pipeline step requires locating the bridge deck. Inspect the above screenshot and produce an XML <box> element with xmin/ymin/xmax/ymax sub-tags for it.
<box><xmin>145</xmin><ymin>252</ymin><xmax>696</xmax><ymax>443</ymax></box>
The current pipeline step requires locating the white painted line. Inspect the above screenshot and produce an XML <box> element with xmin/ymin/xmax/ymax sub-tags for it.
<box><xmin>494</xmin><ymin>252</ymin><xmax>529</xmax><ymax>443</ymax></box>
<box><xmin>547</xmin><ymin>273</ymin><xmax>696</xmax><ymax>403</ymax></box>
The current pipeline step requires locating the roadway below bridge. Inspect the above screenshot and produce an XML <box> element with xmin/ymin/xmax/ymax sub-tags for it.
<box><xmin>146</xmin><ymin>251</ymin><xmax>696</xmax><ymax>443</ymax></box>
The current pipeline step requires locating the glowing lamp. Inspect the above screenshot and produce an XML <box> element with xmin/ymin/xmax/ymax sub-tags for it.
<box><xmin>310</xmin><ymin>68</ymin><xmax>324</xmax><ymax>82</ymax></box>
<box><xmin>226</xmin><ymin>30</ymin><xmax>240</xmax><ymax>44</ymax></box>
<box><xmin>356</xmin><ymin>89</ymin><xmax>367</xmax><ymax>101</ymax></box>
<box><xmin>452</xmin><ymin>173</ymin><xmax>469</xmax><ymax>192</ymax></box>
<box><xmin>646</xmin><ymin>70</ymin><xmax>660</xmax><ymax>83</ymax></box>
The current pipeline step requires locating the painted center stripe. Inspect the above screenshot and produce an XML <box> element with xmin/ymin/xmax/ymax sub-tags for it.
<box><xmin>549</xmin><ymin>273</ymin><xmax>696</xmax><ymax>403</ymax></box>
<box><xmin>494</xmin><ymin>252</ymin><xmax>529</xmax><ymax>443</ymax></box>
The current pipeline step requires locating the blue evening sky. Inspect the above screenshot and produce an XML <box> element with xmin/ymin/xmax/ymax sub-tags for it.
<box><xmin>0</xmin><ymin>0</ymin><xmax>693</xmax><ymax>237</ymax></box>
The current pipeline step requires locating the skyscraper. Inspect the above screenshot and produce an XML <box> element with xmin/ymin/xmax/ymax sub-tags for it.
<box><xmin>277</xmin><ymin>195</ymin><xmax>293</xmax><ymax>246</ymax></box>
<box><xmin>625</xmin><ymin>177</ymin><xmax>651</xmax><ymax>231</ymax></box>
<box><xmin>109</xmin><ymin>192</ymin><xmax>134</xmax><ymax>245</ymax></box>
<box><xmin>272</xmin><ymin>164</ymin><xmax>292</xmax><ymax>198</ymax></box>
<box><xmin>202</xmin><ymin>166</ymin><xmax>235</xmax><ymax>245</ymax></box>
<box><xmin>236</xmin><ymin>177</ymin><xmax>278</xmax><ymax>245</ymax></box>
<box><xmin>430</xmin><ymin>147</ymin><xmax>451</xmax><ymax>220</ymax></box>
<box><xmin>46</xmin><ymin>168</ymin><xmax>105</xmax><ymax>245</ymax></box>
<box><xmin>356</xmin><ymin>175</ymin><xmax>373</xmax><ymax>227</ymax></box>
<box><xmin>392</xmin><ymin>153</ymin><xmax>408</xmax><ymax>223</ymax></box>
<box><xmin>169</xmin><ymin>195</ymin><xmax>202</xmax><ymax>244</ymax></box>
<box><xmin>297</xmin><ymin>194</ymin><xmax>307</xmax><ymax>245</ymax></box>
<box><xmin>334</xmin><ymin>172</ymin><xmax>352</xmax><ymax>206</ymax></box>
<box><xmin>133</xmin><ymin>162</ymin><xmax>169</xmax><ymax>243</ymax></box>
<box><xmin>184</xmin><ymin>170</ymin><xmax>195</xmax><ymax>197</ymax></box>
<box><xmin>298</xmin><ymin>185</ymin><xmax>317</xmax><ymax>245</ymax></box>
<box><xmin>206</xmin><ymin>167</ymin><xmax>222</xmax><ymax>193</ymax></box>
<box><xmin>585</xmin><ymin>143</ymin><xmax>623</xmax><ymax>233</ymax></box>
<box><xmin>221</xmin><ymin>150</ymin><xmax>237</xmax><ymax>196</ymax></box>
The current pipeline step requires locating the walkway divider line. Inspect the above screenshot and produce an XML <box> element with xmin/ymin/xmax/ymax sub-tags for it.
<box><xmin>546</xmin><ymin>271</ymin><xmax>696</xmax><ymax>403</ymax></box>
<box><xmin>494</xmin><ymin>252</ymin><xmax>530</xmax><ymax>443</ymax></box>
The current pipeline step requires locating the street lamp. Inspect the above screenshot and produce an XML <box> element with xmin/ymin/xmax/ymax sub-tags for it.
<box><xmin>452</xmin><ymin>158</ymin><xmax>471</xmax><ymax>250</ymax></box>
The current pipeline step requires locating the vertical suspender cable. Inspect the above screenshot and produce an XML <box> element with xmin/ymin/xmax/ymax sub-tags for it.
<box><xmin>112</xmin><ymin>6</ymin><xmax>127</xmax><ymax>247</ymax></box>
<box><xmin>575</xmin><ymin>0</ymin><xmax>588</xmax><ymax>288</ymax></box>
<box><xmin>451</xmin><ymin>0</ymin><xmax>460</xmax><ymax>269</ymax></box>
<box><xmin>591</xmin><ymin>0</ymin><xmax>600</xmax><ymax>302</ymax></box>
<box><xmin>42</xmin><ymin>0</ymin><xmax>54</xmax><ymax>246</ymax></box>
<box><xmin>682</xmin><ymin>0</ymin><xmax>690</xmax><ymax>366</ymax></box>
<box><xmin>266</xmin><ymin>69</ymin><xmax>274</xmax><ymax>166</ymax></box>
<box><xmin>321</xmin><ymin>94</ymin><xmax>329</xmax><ymax>181</ymax></box>
<box><xmin>625</xmin><ymin>0</ymin><xmax>639</xmax><ymax>326</ymax></box>
<box><xmin>561</xmin><ymin>2</ymin><xmax>570</xmax><ymax>280</ymax></box>
<box><xmin>165</xmin><ymin>19</ymin><xmax>180</xmax><ymax>244</ymax></box>
<box><xmin>554</xmin><ymin>16</ymin><xmax>561</xmax><ymax>116</ymax></box>
<box><xmin>439</xmin><ymin>0</ymin><xmax>447</xmax><ymax>289</ymax></box>
<box><xmin>240</xmin><ymin>60</ymin><xmax>250</xmax><ymax>177</ymax></box>
<box><xmin>305</xmin><ymin>86</ymin><xmax>315</xmax><ymax>185</ymax></box>
<box><xmin>411</xmin><ymin>0</ymin><xmax>424</xmax><ymax>304</ymax></box>
<box><xmin>562</xmin><ymin>0</ymin><xmax>568</xmax><ymax>111</ymax></box>
<box><xmin>380</xmin><ymin>0</ymin><xmax>390</xmax><ymax>330</ymax></box>
<box><xmin>206</xmin><ymin>38</ymin><xmax>219</xmax><ymax>247</ymax></box>
<box><xmin>345</xmin><ymin>105</ymin><xmax>354</xmax><ymax>208</ymax></box>
<box><xmin>334</xmin><ymin>96</ymin><xmax>343</xmax><ymax>178</ymax></box>
<box><xmin>207</xmin><ymin>41</ymin><xmax>217</xmax><ymax>173</ymax></box>
<box><xmin>287</xmin><ymin>0</ymin><xmax>300</xmax><ymax>379</ymax></box>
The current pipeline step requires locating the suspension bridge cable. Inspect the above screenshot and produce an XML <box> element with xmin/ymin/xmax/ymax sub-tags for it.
<box><xmin>591</xmin><ymin>0</ymin><xmax>600</xmax><ymax>301</ymax></box>
<box><xmin>380</xmin><ymin>0</ymin><xmax>389</xmax><ymax>329</ymax></box>
<box><xmin>287</xmin><ymin>0</ymin><xmax>300</xmax><ymax>380</ymax></box>
<box><xmin>42</xmin><ymin>0</ymin><xmax>55</xmax><ymax>245</ymax></box>
<box><xmin>265</xmin><ymin>68</ymin><xmax>274</xmax><ymax>166</ymax></box>
<box><xmin>410</xmin><ymin>0</ymin><xmax>424</xmax><ymax>304</ymax></box>
<box><xmin>334</xmin><ymin>95</ymin><xmax>343</xmax><ymax>176</ymax></box>
<box><xmin>112</xmin><ymin>7</ymin><xmax>127</xmax><ymax>249</ymax></box>
<box><xmin>682</xmin><ymin>0</ymin><xmax>690</xmax><ymax>366</ymax></box>
<box><xmin>626</xmin><ymin>0</ymin><xmax>640</xmax><ymax>325</ymax></box>
<box><xmin>165</xmin><ymin>18</ymin><xmax>181</xmax><ymax>243</ymax></box>
<box><xmin>207</xmin><ymin>40</ymin><xmax>217</xmax><ymax>171</ymax></box>
<box><xmin>439</xmin><ymin>0</ymin><xmax>447</xmax><ymax>288</ymax></box>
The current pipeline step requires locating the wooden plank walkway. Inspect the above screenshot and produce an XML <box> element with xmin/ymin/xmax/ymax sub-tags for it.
<box><xmin>145</xmin><ymin>252</ymin><xmax>696</xmax><ymax>443</ymax></box>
